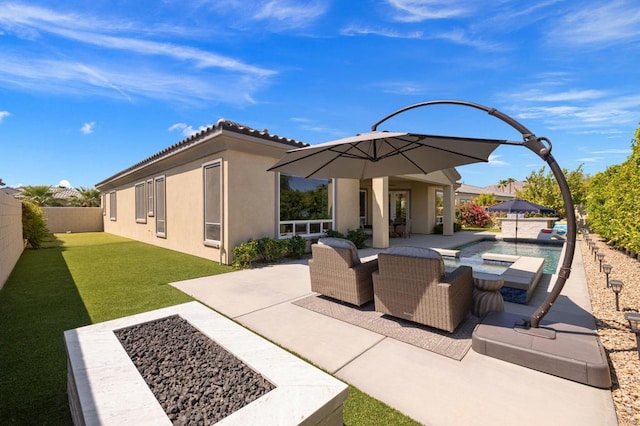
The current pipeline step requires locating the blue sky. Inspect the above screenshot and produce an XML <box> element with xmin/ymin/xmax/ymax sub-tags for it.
<box><xmin>1</xmin><ymin>0</ymin><xmax>638</xmax><ymax>189</ymax></box>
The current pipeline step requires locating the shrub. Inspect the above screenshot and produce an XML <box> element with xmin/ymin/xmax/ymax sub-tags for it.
<box><xmin>455</xmin><ymin>203</ymin><xmax>491</xmax><ymax>228</ymax></box>
<box><xmin>231</xmin><ymin>240</ymin><xmax>258</xmax><ymax>269</ymax></box>
<box><xmin>433</xmin><ymin>223</ymin><xmax>462</xmax><ymax>234</ymax></box>
<box><xmin>256</xmin><ymin>237</ymin><xmax>286</xmax><ymax>263</ymax></box>
<box><xmin>22</xmin><ymin>201</ymin><xmax>49</xmax><ymax>249</ymax></box>
<box><xmin>285</xmin><ymin>235</ymin><xmax>307</xmax><ymax>259</ymax></box>
<box><xmin>346</xmin><ymin>228</ymin><xmax>367</xmax><ymax>249</ymax></box>
<box><xmin>325</xmin><ymin>229</ymin><xmax>345</xmax><ymax>239</ymax></box>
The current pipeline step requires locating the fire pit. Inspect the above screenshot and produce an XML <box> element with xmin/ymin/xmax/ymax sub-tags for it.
<box><xmin>64</xmin><ymin>302</ymin><xmax>348</xmax><ymax>425</ymax></box>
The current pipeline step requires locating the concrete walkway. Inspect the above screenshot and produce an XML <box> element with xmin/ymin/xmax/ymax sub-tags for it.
<box><xmin>171</xmin><ymin>232</ymin><xmax>617</xmax><ymax>425</ymax></box>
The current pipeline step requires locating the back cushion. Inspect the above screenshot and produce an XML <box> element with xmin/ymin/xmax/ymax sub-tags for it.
<box><xmin>318</xmin><ymin>237</ymin><xmax>361</xmax><ymax>265</ymax></box>
<box><xmin>380</xmin><ymin>246</ymin><xmax>444</xmax><ymax>277</ymax></box>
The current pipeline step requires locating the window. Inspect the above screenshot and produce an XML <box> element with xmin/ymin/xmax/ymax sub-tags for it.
<box><xmin>135</xmin><ymin>182</ymin><xmax>147</xmax><ymax>223</ymax></box>
<box><xmin>203</xmin><ymin>161</ymin><xmax>222</xmax><ymax>246</ymax></box>
<box><xmin>147</xmin><ymin>179</ymin><xmax>154</xmax><ymax>216</ymax></box>
<box><xmin>102</xmin><ymin>193</ymin><xmax>106</xmax><ymax>216</ymax></box>
<box><xmin>359</xmin><ymin>189</ymin><xmax>367</xmax><ymax>227</ymax></box>
<box><xmin>155</xmin><ymin>176</ymin><xmax>166</xmax><ymax>237</ymax></box>
<box><xmin>278</xmin><ymin>174</ymin><xmax>333</xmax><ymax>237</ymax></box>
<box><xmin>109</xmin><ymin>191</ymin><xmax>117</xmax><ymax>221</ymax></box>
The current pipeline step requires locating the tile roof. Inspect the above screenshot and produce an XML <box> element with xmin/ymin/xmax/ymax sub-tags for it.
<box><xmin>96</xmin><ymin>119</ymin><xmax>308</xmax><ymax>187</ymax></box>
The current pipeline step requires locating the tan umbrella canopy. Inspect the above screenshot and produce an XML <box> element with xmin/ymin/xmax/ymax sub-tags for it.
<box><xmin>268</xmin><ymin>131</ymin><xmax>504</xmax><ymax>179</ymax></box>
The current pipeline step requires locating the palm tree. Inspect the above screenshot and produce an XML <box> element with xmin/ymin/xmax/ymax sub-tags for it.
<box><xmin>498</xmin><ymin>178</ymin><xmax>517</xmax><ymax>194</ymax></box>
<box><xmin>0</xmin><ymin>178</ymin><xmax>5</xmax><ymax>187</ymax></box>
<box><xmin>20</xmin><ymin>185</ymin><xmax>57</xmax><ymax>206</ymax></box>
<box><xmin>69</xmin><ymin>187</ymin><xmax>102</xmax><ymax>207</ymax></box>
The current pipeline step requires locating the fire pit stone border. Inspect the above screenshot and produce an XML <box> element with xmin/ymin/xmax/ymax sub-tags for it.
<box><xmin>64</xmin><ymin>301</ymin><xmax>348</xmax><ymax>425</ymax></box>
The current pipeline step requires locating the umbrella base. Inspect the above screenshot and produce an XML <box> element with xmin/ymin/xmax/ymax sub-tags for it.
<box><xmin>472</xmin><ymin>311</ymin><xmax>611</xmax><ymax>388</ymax></box>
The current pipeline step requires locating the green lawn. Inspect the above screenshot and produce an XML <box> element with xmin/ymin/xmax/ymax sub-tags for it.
<box><xmin>0</xmin><ymin>232</ymin><xmax>418</xmax><ymax>425</ymax></box>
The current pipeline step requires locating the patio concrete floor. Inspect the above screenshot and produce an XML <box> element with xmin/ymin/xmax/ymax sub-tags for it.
<box><xmin>171</xmin><ymin>231</ymin><xmax>618</xmax><ymax>426</ymax></box>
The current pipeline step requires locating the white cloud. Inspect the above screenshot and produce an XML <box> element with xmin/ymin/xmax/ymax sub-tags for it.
<box><xmin>548</xmin><ymin>1</ymin><xmax>640</xmax><ymax>46</ymax></box>
<box><xmin>0</xmin><ymin>110</ymin><xmax>9</xmax><ymax>122</ymax></box>
<box><xmin>0</xmin><ymin>4</ymin><xmax>274</xmax><ymax>104</ymax></box>
<box><xmin>488</xmin><ymin>153</ymin><xmax>508</xmax><ymax>167</ymax></box>
<box><xmin>386</xmin><ymin>0</ymin><xmax>471</xmax><ymax>22</ymax></box>
<box><xmin>253</xmin><ymin>1</ymin><xmax>327</xmax><ymax>29</ymax></box>
<box><xmin>341</xmin><ymin>24</ymin><xmax>423</xmax><ymax>39</ymax></box>
<box><xmin>81</xmin><ymin>121</ymin><xmax>95</xmax><ymax>135</ymax></box>
<box><xmin>168</xmin><ymin>122</ymin><xmax>208</xmax><ymax>137</ymax></box>
<box><xmin>58</xmin><ymin>179</ymin><xmax>72</xmax><ymax>188</ymax></box>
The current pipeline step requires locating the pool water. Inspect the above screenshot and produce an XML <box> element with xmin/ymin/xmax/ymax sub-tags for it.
<box><xmin>443</xmin><ymin>257</ymin><xmax>510</xmax><ymax>275</ymax></box>
<box><xmin>453</xmin><ymin>239</ymin><xmax>563</xmax><ymax>274</ymax></box>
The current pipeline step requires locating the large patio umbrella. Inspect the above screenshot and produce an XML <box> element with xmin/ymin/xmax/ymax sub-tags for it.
<box><xmin>268</xmin><ymin>131</ymin><xmax>504</xmax><ymax>179</ymax></box>
<box><xmin>486</xmin><ymin>199</ymin><xmax>556</xmax><ymax>243</ymax></box>
<box><xmin>269</xmin><ymin>100</ymin><xmax>577</xmax><ymax>331</ymax></box>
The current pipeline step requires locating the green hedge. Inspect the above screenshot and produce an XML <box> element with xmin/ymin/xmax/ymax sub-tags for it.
<box><xmin>586</xmin><ymin>127</ymin><xmax>640</xmax><ymax>254</ymax></box>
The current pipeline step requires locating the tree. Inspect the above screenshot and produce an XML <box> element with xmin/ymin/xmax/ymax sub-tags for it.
<box><xmin>516</xmin><ymin>165</ymin><xmax>588</xmax><ymax>218</ymax></box>
<box><xmin>69</xmin><ymin>187</ymin><xmax>101</xmax><ymax>207</ymax></box>
<box><xmin>20</xmin><ymin>185</ymin><xmax>58</xmax><ymax>206</ymax></box>
<box><xmin>498</xmin><ymin>177</ymin><xmax>516</xmax><ymax>194</ymax></box>
<box><xmin>473</xmin><ymin>193</ymin><xmax>497</xmax><ymax>206</ymax></box>
<box><xmin>0</xmin><ymin>178</ymin><xmax>5</xmax><ymax>187</ymax></box>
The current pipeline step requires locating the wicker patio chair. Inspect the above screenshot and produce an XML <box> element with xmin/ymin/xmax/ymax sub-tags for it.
<box><xmin>372</xmin><ymin>246</ymin><xmax>473</xmax><ymax>332</ymax></box>
<box><xmin>309</xmin><ymin>237</ymin><xmax>379</xmax><ymax>306</ymax></box>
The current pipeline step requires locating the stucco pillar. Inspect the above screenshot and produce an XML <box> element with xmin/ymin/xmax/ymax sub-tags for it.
<box><xmin>443</xmin><ymin>184</ymin><xmax>455</xmax><ymax>236</ymax></box>
<box><xmin>372</xmin><ymin>177</ymin><xmax>389</xmax><ymax>249</ymax></box>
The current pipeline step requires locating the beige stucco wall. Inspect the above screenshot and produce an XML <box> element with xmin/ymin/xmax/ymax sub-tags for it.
<box><xmin>501</xmin><ymin>217</ymin><xmax>558</xmax><ymax>239</ymax></box>
<box><xmin>0</xmin><ymin>192</ymin><xmax>23</xmax><ymax>289</ymax></box>
<box><xmin>101</xmin><ymin>138</ymin><xmax>283</xmax><ymax>265</ymax></box>
<box><xmin>334</xmin><ymin>179</ymin><xmax>360</xmax><ymax>234</ymax></box>
<box><xmin>42</xmin><ymin>207</ymin><xmax>104</xmax><ymax>233</ymax></box>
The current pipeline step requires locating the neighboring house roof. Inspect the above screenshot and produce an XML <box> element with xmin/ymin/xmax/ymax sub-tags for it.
<box><xmin>50</xmin><ymin>186</ymin><xmax>81</xmax><ymax>200</ymax></box>
<box><xmin>456</xmin><ymin>183</ymin><xmax>512</xmax><ymax>197</ymax></box>
<box><xmin>0</xmin><ymin>186</ymin><xmax>22</xmax><ymax>197</ymax></box>
<box><xmin>483</xmin><ymin>180</ymin><xmax>525</xmax><ymax>195</ymax></box>
<box><xmin>96</xmin><ymin>119</ymin><xmax>308</xmax><ymax>189</ymax></box>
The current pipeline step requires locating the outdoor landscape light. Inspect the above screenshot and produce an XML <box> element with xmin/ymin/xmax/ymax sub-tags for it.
<box><xmin>624</xmin><ymin>312</ymin><xmax>640</xmax><ymax>359</ymax></box>
<box><xmin>593</xmin><ymin>245</ymin><xmax>600</xmax><ymax>260</ymax></box>
<box><xmin>597</xmin><ymin>252</ymin><xmax>605</xmax><ymax>272</ymax></box>
<box><xmin>610</xmin><ymin>280</ymin><xmax>623</xmax><ymax>311</ymax></box>
<box><xmin>602</xmin><ymin>264</ymin><xmax>612</xmax><ymax>288</ymax></box>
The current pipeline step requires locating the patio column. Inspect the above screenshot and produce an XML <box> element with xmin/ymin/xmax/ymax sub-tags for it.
<box><xmin>443</xmin><ymin>184</ymin><xmax>455</xmax><ymax>236</ymax></box>
<box><xmin>372</xmin><ymin>176</ymin><xmax>389</xmax><ymax>249</ymax></box>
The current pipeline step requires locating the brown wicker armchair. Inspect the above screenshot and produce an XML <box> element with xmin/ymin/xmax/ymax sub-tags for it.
<box><xmin>372</xmin><ymin>246</ymin><xmax>473</xmax><ymax>332</ymax></box>
<box><xmin>309</xmin><ymin>238</ymin><xmax>379</xmax><ymax>306</ymax></box>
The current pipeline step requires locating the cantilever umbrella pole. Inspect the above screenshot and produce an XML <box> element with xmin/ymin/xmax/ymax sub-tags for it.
<box><xmin>373</xmin><ymin>100</ymin><xmax>576</xmax><ymax>328</ymax></box>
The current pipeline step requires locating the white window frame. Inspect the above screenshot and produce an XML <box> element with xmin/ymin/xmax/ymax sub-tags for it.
<box><xmin>359</xmin><ymin>189</ymin><xmax>367</xmax><ymax>227</ymax></box>
<box><xmin>109</xmin><ymin>191</ymin><xmax>117</xmax><ymax>221</ymax></box>
<box><xmin>155</xmin><ymin>176</ymin><xmax>166</xmax><ymax>238</ymax></box>
<box><xmin>203</xmin><ymin>160</ymin><xmax>223</xmax><ymax>247</ymax></box>
<box><xmin>102</xmin><ymin>193</ymin><xmax>106</xmax><ymax>216</ymax></box>
<box><xmin>147</xmin><ymin>179</ymin><xmax>154</xmax><ymax>217</ymax></box>
<box><xmin>277</xmin><ymin>173</ymin><xmax>335</xmax><ymax>238</ymax></box>
<box><xmin>135</xmin><ymin>182</ymin><xmax>147</xmax><ymax>224</ymax></box>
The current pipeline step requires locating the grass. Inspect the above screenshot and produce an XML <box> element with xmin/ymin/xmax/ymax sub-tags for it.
<box><xmin>0</xmin><ymin>232</ymin><xmax>419</xmax><ymax>425</ymax></box>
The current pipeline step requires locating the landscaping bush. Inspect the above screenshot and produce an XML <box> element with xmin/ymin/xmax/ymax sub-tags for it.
<box><xmin>285</xmin><ymin>235</ymin><xmax>307</xmax><ymax>259</ymax></box>
<box><xmin>346</xmin><ymin>228</ymin><xmax>367</xmax><ymax>249</ymax></box>
<box><xmin>455</xmin><ymin>202</ymin><xmax>491</xmax><ymax>228</ymax></box>
<box><xmin>433</xmin><ymin>223</ymin><xmax>462</xmax><ymax>234</ymax></box>
<box><xmin>231</xmin><ymin>240</ymin><xmax>258</xmax><ymax>269</ymax></box>
<box><xmin>325</xmin><ymin>229</ymin><xmax>345</xmax><ymax>239</ymax></box>
<box><xmin>22</xmin><ymin>201</ymin><xmax>49</xmax><ymax>248</ymax></box>
<box><xmin>255</xmin><ymin>237</ymin><xmax>286</xmax><ymax>263</ymax></box>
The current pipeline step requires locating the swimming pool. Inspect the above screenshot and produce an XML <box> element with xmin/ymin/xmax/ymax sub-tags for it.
<box><xmin>453</xmin><ymin>239</ymin><xmax>563</xmax><ymax>274</ymax></box>
<box><xmin>443</xmin><ymin>256</ymin><xmax>510</xmax><ymax>275</ymax></box>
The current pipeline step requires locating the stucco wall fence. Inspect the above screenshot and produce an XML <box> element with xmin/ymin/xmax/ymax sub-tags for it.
<box><xmin>0</xmin><ymin>191</ymin><xmax>24</xmax><ymax>289</ymax></box>
<box><xmin>42</xmin><ymin>207</ymin><xmax>104</xmax><ymax>234</ymax></box>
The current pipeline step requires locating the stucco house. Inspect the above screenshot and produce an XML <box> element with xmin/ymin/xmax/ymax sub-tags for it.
<box><xmin>95</xmin><ymin>120</ymin><xmax>460</xmax><ymax>265</ymax></box>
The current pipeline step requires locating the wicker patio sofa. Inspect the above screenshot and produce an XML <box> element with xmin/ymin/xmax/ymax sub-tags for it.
<box><xmin>372</xmin><ymin>246</ymin><xmax>473</xmax><ymax>333</ymax></box>
<box><xmin>309</xmin><ymin>237</ymin><xmax>379</xmax><ymax>306</ymax></box>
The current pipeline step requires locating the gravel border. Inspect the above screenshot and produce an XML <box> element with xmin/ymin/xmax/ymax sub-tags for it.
<box><xmin>580</xmin><ymin>233</ymin><xmax>640</xmax><ymax>425</ymax></box>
